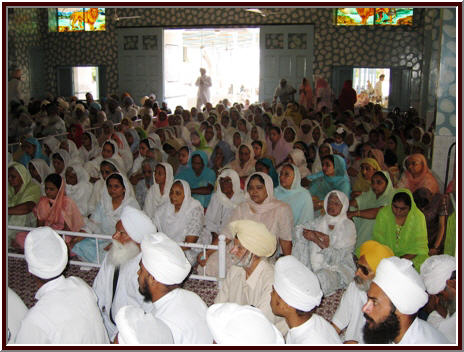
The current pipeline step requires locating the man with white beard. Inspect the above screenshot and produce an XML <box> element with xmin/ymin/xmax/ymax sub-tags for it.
<box><xmin>330</xmin><ymin>240</ymin><xmax>394</xmax><ymax>344</ymax></box>
<box><xmin>93</xmin><ymin>205</ymin><xmax>156</xmax><ymax>342</ymax></box>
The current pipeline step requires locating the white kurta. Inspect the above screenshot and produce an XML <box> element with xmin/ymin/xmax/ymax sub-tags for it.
<box><xmin>149</xmin><ymin>288</ymin><xmax>213</xmax><ymax>344</ymax></box>
<box><xmin>215</xmin><ymin>260</ymin><xmax>289</xmax><ymax>335</ymax></box>
<box><xmin>92</xmin><ymin>253</ymin><xmax>151</xmax><ymax>341</ymax></box>
<box><xmin>14</xmin><ymin>276</ymin><xmax>109</xmax><ymax>344</ymax></box>
<box><xmin>286</xmin><ymin>314</ymin><xmax>341</xmax><ymax>344</ymax></box>
<box><xmin>7</xmin><ymin>287</ymin><xmax>28</xmax><ymax>344</ymax></box>
<box><xmin>398</xmin><ymin>317</ymin><xmax>450</xmax><ymax>344</ymax></box>
<box><xmin>331</xmin><ymin>281</ymin><xmax>367</xmax><ymax>343</ymax></box>
<box><xmin>427</xmin><ymin>311</ymin><xmax>456</xmax><ymax>344</ymax></box>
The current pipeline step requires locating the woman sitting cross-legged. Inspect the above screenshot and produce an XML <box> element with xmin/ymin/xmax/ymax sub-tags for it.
<box><xmin>293</xmin><ymin>190</ymin><xmax>356</xmax><ymax>296</ymax></box>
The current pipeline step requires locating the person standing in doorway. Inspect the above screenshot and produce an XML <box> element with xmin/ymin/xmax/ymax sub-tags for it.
<box><xmin>374</xmin><ymin>74</ymin><xmax>385</xmax><ymax>104</ymax></box>
<box><xmin>273</xmin><ymin>78</ymin><xmax>296</xmax><ymax>110</ymax></box>
<box><xmin>196</xmin><ymin>68</ymin><xmax>212</xmax><ymax>111</ymax></box>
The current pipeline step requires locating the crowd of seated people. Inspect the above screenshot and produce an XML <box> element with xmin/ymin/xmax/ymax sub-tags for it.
<box><xmin>7</xmin><ymin>79</ymin><xmax>456</xmax><ymax>345</ymax></box>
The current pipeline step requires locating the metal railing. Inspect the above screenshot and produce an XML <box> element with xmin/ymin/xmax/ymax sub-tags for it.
<box><xmin>7</xmin><ymin>226</ymin><xmax>227</xmax><ymax>283</ymax></box>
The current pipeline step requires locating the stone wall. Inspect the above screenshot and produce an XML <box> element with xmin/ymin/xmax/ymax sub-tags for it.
<box><xmin>10</xmin><ymin>7</ymin><xmax>427</xmax><ymax>107</ymax></box>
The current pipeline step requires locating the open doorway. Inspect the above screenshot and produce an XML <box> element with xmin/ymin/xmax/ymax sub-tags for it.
<box><xmin>353</xmin><ymin>68</ymin><xmax>390</xmax><ymax>108</ymax></box>
<box><xmin>164</xmin><ymin>28</ymin><xmax>260</xmax><ymax>109</ymax></box>
<box><xmin>72</xmin><ymin>66</ymin><xmax>99</xmax><ymax>100</ymax></box>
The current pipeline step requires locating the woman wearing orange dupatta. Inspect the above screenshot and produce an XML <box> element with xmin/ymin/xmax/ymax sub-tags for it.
<box><xmin>15</xmin><ymin>173</ymin><xmax>84</xmax><ymax>249</ymax></box>
<box><xmin>398</xmin><ymin>153</ymin><xmax>440</xmax><ymax>194</ymax></box>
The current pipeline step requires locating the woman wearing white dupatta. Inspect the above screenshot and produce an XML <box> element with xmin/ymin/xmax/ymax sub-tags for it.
<box><xmin>65</xmin><ymin>163</ymin><xmax>93</xmax><ymax>217</ymax></box>
<box><xmin>72</xmin><ymin>172</ymin><xmax>139</xmax><ymax>263</ymax></box>
<box><xmin>196</xmin><ymin>169</ymin><xmax>246</xmax><ymax>273</ymax></box>
<box><xmin>50</xmin><ymin>149</ymin><xmax>71</xmax><ymax>177</ymax></box>
<box><xmin>28</xmin><ymin>158</ymin><xmax>51</xmax><ymax>195</ymax></box>
<box><xmin>293</xmin><ymin>190</ymin><xmax>356</xmax><ymax>296</ymax></box>
<box><xmin>153</xmin><ymin>179</ymin><xmax>204</xmax><ymax>265</ymax></box>
<box><xmin>84</xmin><ymin>139</ymin><xmax>127</xmax><ymax>179</ymax></box>
<box><xmin>60</xmin><ymin>138</ymin><xmax>82</xmax><ymax>163</ymax></box>
<box><xmin>79</xmin><ymin>131</ymin><xmax>100</xmax><ymax>163</ymax></box>
<box><xmin>144</xmin><ymin>162</ymin><xmax>174</xmax><ymax>218</ymax></box>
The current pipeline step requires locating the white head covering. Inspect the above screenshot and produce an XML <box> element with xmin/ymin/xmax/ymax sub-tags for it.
<box><xmin>373</xmin><ymin>257</ymin><xmax>428</xmax><ymax>315</ymax></box>
<box><xmin>215</xmin><ymin>168</ymin><xmax>246</xmax><ymax>209</ymax></box>
<box><xmin>120</xmin><ymin>205</ymin><xmax>157</xmax><ymax>244</ymax></box>
<box><xmin>206</xmin><ymin>303</ymin><xmax>284</xmax><ymax>345</ymax></box>
<box><xmin>288</xmin><ymin>148</ymin><xmax>310</xmax><ymax>178</ymax></box>
<box><xmin>51</xmin><ymin>149</ymin><xmax>71</xmax><ymax>175</ymax></box>
<box><xmin>244</xmin><ymin>172</ymin><xmax>281</xmax><ymax>213</ymax></box>
<box><xmin>42</xmin><ymin>136</ymin><xmax>60</xmax><ymax>155</ymax></box>
<box><xmin>24</xmin><ymin>227</ymin><xmax>68</xmax><ymax>279</ymax></box>
<box><xmin>153</xmin><ymin>179</ymin><xmax>203</xmax><ymax>242</ymax></box>
<box><xmin>150</xmin><ymin>162</ymin><xmax>174</xmax><ymax>206</ymax></box>
<box><xmin>323</xmin><ymin>190</ymin><xmax>349</xmax><ymax>227</ymax></box>
<box><xmin>29</xmin><ymin>158</ymin><xmax>51</xmax><ymax>183</ymax></box>
<box><xmin>274</xmin><ymin>255</ymin><xmax>322</xmax><ymax>312</ymax></box>
<box><xmin>420</xmin><ymin>255</ymin><xmax>456</xmax><ymax>295</ymax></box>
<box><xmin>115</xmin><ymin>305</ymin><xmax>173</xmax><ymax>344</ymax></box>
<box><xmin>228</xmin><ymin>219</ymin><xmax>276</xmax><ymax>257</ymax></box>
<box><xmin>141</xmin><ymin>232</ymin><xmax>191</xmax><ymax>285</ymax></box>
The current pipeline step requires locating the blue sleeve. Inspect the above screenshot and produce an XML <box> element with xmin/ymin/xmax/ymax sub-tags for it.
<box><xmin>306</xmin><ymin>171</ymin><xmax>324</xmax><ymax>181</ymax></box>
<box><xmin>338</xmin><ymin>179</ymin><xmax>351</xmax><ymax>199</ymax></box>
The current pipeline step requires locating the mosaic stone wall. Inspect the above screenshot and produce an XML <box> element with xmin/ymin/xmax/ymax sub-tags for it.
<box><xmin>7</xmin><ymin>8</ymin><xmax>46</xmax><ymax>102</ymax></box>
<box><xmin>10</xmin><ymin>7</ymin><xmax>427</xmax><ymax>106</ymax></box>
<box><xmin>435</xmin><ymin>8</ymin><xmax>456</xmax><ymax>136</ymax></box>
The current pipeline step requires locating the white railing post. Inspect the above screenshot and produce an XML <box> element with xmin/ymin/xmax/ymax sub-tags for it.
<box><xmin>218</xmin><ymin>234</ymin><xmax>226</xmax><ymax>287</ymax></box>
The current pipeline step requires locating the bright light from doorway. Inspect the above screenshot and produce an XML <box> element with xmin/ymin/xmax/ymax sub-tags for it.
<box><xmin>164</xmin><ymin>28</ymin><xmax>260</xmax><ymax>109</ymax></box>
<box><xmin>353</xmin><ymin>68</ymin><xmax>390</xmax><ymax>108</ymax></box>
<box><xmin>72</xmin><ymin>66</ymin><xmax>99</xmax><ymax>100</ymax></box>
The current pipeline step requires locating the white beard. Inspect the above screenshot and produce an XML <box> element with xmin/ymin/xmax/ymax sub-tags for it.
<box><xmin>108</xmin><ymin>239</ymin><xmax>140</xmax><ymax>267</ymax></box>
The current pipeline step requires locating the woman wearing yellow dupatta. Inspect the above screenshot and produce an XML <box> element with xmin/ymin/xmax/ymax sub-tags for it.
<box><xmin>372</xmin><ymin>188</ymin><xmax>429</xmax><ymax>271</ymax></box>
<box><xmin>351</xmin><ymin>157</ymin><xmax>381</xmax><ymax>198</ymax></box>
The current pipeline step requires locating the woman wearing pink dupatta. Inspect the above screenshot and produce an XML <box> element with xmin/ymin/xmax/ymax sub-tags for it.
<box><xmin>265</xmin><ymin>125</ymin><xmax>292</xmax><ymax>167</ymax></box>
<box><xmin>298</xmin><ymin>77</ymin><xmax>313</xmax><ymax>111</ymax></box>
<box><xmin>15</xmin><ymin>173</ymin><xmax>84</xmax><ymax>249</ymax></box>
<box><xmin>398</xmin><ymin>153</ymin><xmax>440</xmax><ymax>194</ymax></box>
<box><xmin>315</xmin><ymin>77</ymin><xmax>333</xmax><ymax>111</ymax></box>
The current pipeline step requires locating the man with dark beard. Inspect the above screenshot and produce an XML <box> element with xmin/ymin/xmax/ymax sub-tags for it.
<box><xmin>362</xmin><ymin>257</ymin><xmax>449</xmax><ymax>344</ymax></box>
<box><xmin>137</xmin><ymin>232</ymin><xmax>212</xmax><ymax>344</ymax></box>
<box><xmin>93</xmin><ymin>205</ymin><xmax>156</xmax><ymax>342</ymax></box>
<box><xmin>420</xmin><ymin>255</ymin><xmax>456</xmax><ymax>343</ymax></box>
<box><xmin>214</xmin><ymin>219</ymin><xmax>289</xmax><ymax>335</ymax></box>
<box><xmin>331</xmin><ymin>240</ymin><xmax>394</xmax><ymax>343</ymax></box>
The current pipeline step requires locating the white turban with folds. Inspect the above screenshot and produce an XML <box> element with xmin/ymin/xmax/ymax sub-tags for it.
<box><xmin>206</xmin><ymin>303</ymin><xmax>284</xmax><ymax>345</ymax></box>
<box><xmin>420</xmin><ymin>254</ymin><xmax>456</xmax><ymax>295</ymax></box>
<box><xmin>25</xmin><ymin>227</ymin><xmax>68</xmax><ymax>279</ymax></box>
<box><xmin>228</xmin><ymin>219</ymin><xmax>276</xmax><ymax>257</ymax></box>
<box><xmin>115</xmin><ymin>305</ymin><xmax>174</xmax><ymax>344</ymax></box>
<box><xmin>141</xmin><ymin>232</ymin><xmax>191</xmax><ymax>285</ymax></box>
<box><xmin>274</xmin><ymin>255</ymin><xmax>322</xmax><ymax>312</ymax></box>
<box><xmin>373</xmin><ymin>257</ymin><xmax>428</xmax><ymax>315</ymax></box>
<box><xmin>120</xmin><ymin>205</ymin><xmax>156</xmax><ymax>244</ymax></box>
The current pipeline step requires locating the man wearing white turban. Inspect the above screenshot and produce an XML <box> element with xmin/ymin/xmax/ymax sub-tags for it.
<box><xmin>214</xmin><ymin>219</ymin><xmax>289</xmax><ymax>335</ymax></box>
<box><xmin>93</xmin><ymin>205</ymin><xmax>157</xmax><ymax>342</ymax></box>
<box><xmin>271</xmin><ymin>255</ymin><xmax>341</xmax><ymax>344</ymax></box>
<box><xmin>206</xmin><ymin>303</ymin><xmax>284</xmax><ymax>344</ymax></box>
<box><xmin>114</xmin><ymin>305</ymin><xmax>174</xmax><ymax>344</ymax></box>
<box><xmin>362</xmin><ymin>256</ymin><xmax>449</xmax><ymax>344</ymax></box>
<box><xmin>137</xmin><ymin>232</ymin><xmax>212</xmax><ymax>344</ymax></box>
<box><xmin>331</xmin><ymin>240</ymin><xmax>394</xmax><ymax>344</ymax></box>
<box><xmin>420</xmin><ymin>255</ymin><xmax>456</xmax><ymax>343</ymax></box>
<box><xmin>15</xmin><ymin>227</ymin><xmax>109</xmax><ymax>344</ymax></box>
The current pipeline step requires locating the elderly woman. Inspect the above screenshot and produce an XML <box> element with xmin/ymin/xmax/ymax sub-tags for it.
<box><xmin>372</xmin><ymin>189</ymin><xmax>429</xmax><ymax>271</ymax></box>
<box><xmin>8</xmin><ymin>162</ymin><xmax>41</xmax><ymax>246</ymax></box>
<box><xmin>176</xmin><ymin>150</ymin><xmax>216</xmax><ymax>208</ymax></box>
<box><xmin>153</xmin><ymin>180</ymin><xmax>204</xmax><ymax>265</ymax></box>
<box><xmin>208</xmin><ymin>141</ymin><xmax>235</xmax><ymax>176</ymax></box>
<box><xmin>71</xmin><ymin>172</ymin><xmax>139</xmax><ymax>263</ymax></box>
<box><xmin>293</xmin><ymin>190</ymin><xmax>356</xmax><ymax>296</ymax></box>
<box><xmin>348</xmin><ymin>171</ymin><xmax>395</xmax><ymax>254</ymax></box>
<box><xmin>65</xmin><ymin>163</ymin><xmax>93</xmax><ymax>218</ymax></box>
<box><xmin>144</xmin><ymin>162</ymin><xmax>174</xmax><ymax>217</ymax></box>
<box><xmin>398</xmin><ymin>153</ymin><xmax>439</xmax><ymax>194</ymax></box>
